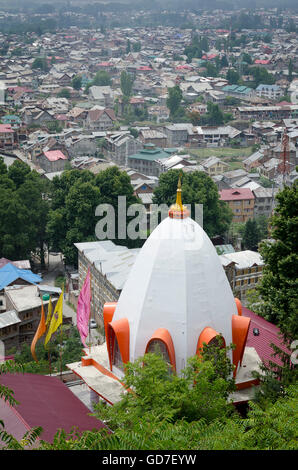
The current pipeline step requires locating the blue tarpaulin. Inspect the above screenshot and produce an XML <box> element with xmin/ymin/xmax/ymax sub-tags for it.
<box><xmin>0</xmin><ymin>263</ymin><xmax>42</xmax><ymax>290</ymax></box>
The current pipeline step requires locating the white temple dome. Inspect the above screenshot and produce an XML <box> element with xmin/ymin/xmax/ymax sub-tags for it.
<box><xmin>111</xmin><ymin>214</ymin><xmax>238</xmax><ymax>374</ymax></box>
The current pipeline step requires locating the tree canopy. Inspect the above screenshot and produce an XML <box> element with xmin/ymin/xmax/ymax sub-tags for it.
<box><xmin>152</xmin><ymin>170</ymin><xmax>233</xmax><ymax>238</ymax></box>
<box><xmin>255</xmin><ymin>181</ymin><xmax>298</xmax><ymax>340</ymax></box>
<box><xmin>46</xmin><ymin>167</ymin><xmax>141</xmax><ymax>265</ymax></box>
<box><xmin>0</xmin><ymin>160</ymin><xmax>50</xmax><ymax>264</ymax></box>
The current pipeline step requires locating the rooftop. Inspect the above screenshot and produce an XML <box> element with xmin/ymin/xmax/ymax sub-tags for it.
<box><xmin>0</xmin><ymin>373</ymin><xmax>107</xmax><ymax>444</ymax></box>
<box><xmin>219</xmin><ymin>188</ymin><xmax>255</xmax><ymax>201</ymax></box>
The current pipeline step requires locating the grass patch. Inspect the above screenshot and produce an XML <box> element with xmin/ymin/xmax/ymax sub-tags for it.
<box><xmin>188</xmin><ymin>146</ymin><xmax>253</xmax><ymax>161</ymax></box>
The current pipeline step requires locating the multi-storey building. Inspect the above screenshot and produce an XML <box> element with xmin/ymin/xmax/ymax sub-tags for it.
<box><xmin>219</xmin><ymin>188</ymin><xmax>255</xmax><ymax>223</ymax></box>
<box><xmin>0</xmin><ymin>124</ymin><xmax>14</xmax><ymax>150</ymax></box>
<box><xmin>219</xmin><ymin>250</ymin><xmax>264</xmax><ymax>303</ymax></box>
<box><xmin>1</xmin><ymin>285</ymin><xmax>58</xmax><ymax>350</ymax></box>
<box><xmin>74</xmin><ymin>241</ymin><xmax>140</xmax><ymax>328</ymax></box>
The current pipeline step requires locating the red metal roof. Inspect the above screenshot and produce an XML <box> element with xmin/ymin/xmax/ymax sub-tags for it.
<box><xmin>0</xmin><ymin>373</ymin><xmax>107</xmax><ymax>444</ymax></box>
<box><xmin>43</xmin><ymin>150</ymin><xmax>68</xmax><ymax>162</ymax></box>
<box><xmin>255</xmin><ymin>59</ymin><xmax>270</xmax><ymax>65</ymax></box>
<box><xmin>242</xmin><ymin>307</ymin><xmax>290</xmax><ymax>367</ymax></box>
<box><xmin>0</xmin><ymin>124</ymin><xmax>13</xmax><ymax>133</ymax></box>
<box><xmin>219</xmin><ymin>188</ymin><xmax>255</xmax><ymax>201</ymax></box>
<box><xmin>0</xmin><ymin>258</ymin><xmax>30</xmax><ymax>270</ymax></box>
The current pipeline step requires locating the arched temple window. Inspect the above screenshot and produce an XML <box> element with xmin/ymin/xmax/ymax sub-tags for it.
<box><xmin>145</xmin><ymin>328</ymin><xmax>176</xmax><ymax>372</ymax></box>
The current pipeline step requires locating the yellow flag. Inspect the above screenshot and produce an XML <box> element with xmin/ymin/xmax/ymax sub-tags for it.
<box><xmin>44</xmin><ymin>291</ymin><xmax>63</xmax><ymax>347</ymax></box>
<box><xmin>45</xmin><ymin>296</ymin><xmax>53</xmax><ymax>328</ymax></box>
<box><xmin>31</xmin><ymin>300</ymin><xmax>47</xmax><ymax>363</ymax></box>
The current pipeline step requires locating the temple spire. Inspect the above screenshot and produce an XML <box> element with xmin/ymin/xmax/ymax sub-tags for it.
<box><xmin>168</xmin><ymin>172</ymin><xmax>190</xmax><ymax>219</ymax></box>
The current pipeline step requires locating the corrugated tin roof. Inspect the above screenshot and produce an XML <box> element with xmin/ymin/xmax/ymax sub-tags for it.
<box><xmin>0</xmin><ymin>310</ymin><xmax>21</xmax><ymax>329</ymax></box>
<box><xmin>0</xmin><ymin>373</ymin><xmax>107</xmax><ymax>444</ymax></box>
<box><xmin>0</xmin><ymin>264</ymin><xmax>42</xmax><ymax>291</ymax></box>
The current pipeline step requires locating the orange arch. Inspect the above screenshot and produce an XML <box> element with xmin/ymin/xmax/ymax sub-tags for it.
<box><xmin>146</xmin><ymin>328</ymin><xmax>176</xmax><ymax>372</ymax></box>
<box><xmin>196</xmin><ymin>327</ymin><xmax>225</xmax><ymax>357</ymax></box>
<box><xmin>235</xmin><ymin>298</ymin><xmax>242</xmax><ymax>316</ymax></box>
<box><xmin>232</xmin><ymin>315</ymin><xmax>251</xmax><ymax>376</ymax></box>
<box><xmin>103</xmin><ymin>302</ymin><xmax>117</xmax><ymax>342</ymax></box>
<box><xmin>106</xmin><ymin>318</ymin><xmax>130</xmax><ymax>371</ymax></box>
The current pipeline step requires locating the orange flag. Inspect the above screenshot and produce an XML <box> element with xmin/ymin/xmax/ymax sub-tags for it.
<box><xmin>31</xmin><ymin>299</ymin><xmax>47</xmax><ymax>363</ymax></box>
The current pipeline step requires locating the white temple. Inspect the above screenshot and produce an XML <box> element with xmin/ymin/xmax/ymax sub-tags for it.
<box><xmin>68</xmin><ymin>176</ymin><xmax>261</xmax><ymax>404</ymax></box>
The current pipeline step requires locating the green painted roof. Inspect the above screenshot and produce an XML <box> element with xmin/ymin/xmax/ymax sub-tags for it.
<box><xmin>128</xmin><ymin>145</ymin><xmax>175</xmax><ymax>162</ymax></box>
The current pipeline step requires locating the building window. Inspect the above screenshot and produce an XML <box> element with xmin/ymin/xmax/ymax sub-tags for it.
<box><xmin>113</xmin><ymin>337</ymin><xmax>124</xmax><ymax>371</ymax></box>
<box><xmin>147</xmin><ymin>339</ymin><xmax>171</xmax><ymax>365</ymax></box>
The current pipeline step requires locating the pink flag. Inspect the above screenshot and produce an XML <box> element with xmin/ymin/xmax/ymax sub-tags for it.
<box><xmin>77</xmin><ymin>268</ymin><xmax>91</xmax><ymax>347</ymax></box>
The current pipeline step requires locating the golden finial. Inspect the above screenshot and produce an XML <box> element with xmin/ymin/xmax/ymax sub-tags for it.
<box><xmin>168</xmin><ymin>171</ymin><xmax>190</xmax><ymax>219</ymax></box>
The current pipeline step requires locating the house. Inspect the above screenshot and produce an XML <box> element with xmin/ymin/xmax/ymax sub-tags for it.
<box><xmin>139</xmin><ymin>129</ymin><xmax>167</xmax><ymax>148</ymax></box>
<box><xmin>0</xmin><ymin>262</ymin><xmax>38</xmax><ymax>314</ymax></box>
<box><xmin>66</xmin><ymin>135</ymin><xmax>98</xmax><ymax>158</ymax></box>
<box><xmin>243</xmin><ymin>150</ymin><xmax>267</xmax><ymax>172</ymax></box>
<box><xmin>157</xmin><ymin>154</ymin><xmax>197</xmax><ymax>173</ymax></box>
<box><xmin>222</xmin><ymin>169</ymin><xmax>248</xmax><ymax>186</ymax></box>
<box><xmin>85</xmin><ymin>108</ymin><xmax>116</xmax><ymax>131</ymax></box>
<box><xmin>22</xmin><ymin>107</ymin><xmax>54</xmax><ymax>126</ymax></box>
<box><xmin>163</xmin><ymin>123</ymin><xmax>194</xmax><ymax>147</ymax></box>
<box><xmin>34</xmin><ymin>149</ymin><xmax>68</xmax><ymax>172</ymax></box>
<box><xmin>222</xmin><ymin>84</ymin><xmax>255</xmax><ymax>100</ymax></box>
<box><xmin>219</xmin><ymin>188</ymin><xmax>255</xmax><ymax>223</ymax></box>
<box><xmin>236</xmin><ymin>105</ymin><xmax>298</xmax><ymax>121</ymax></box>
<box><xmin>88</xmin><ymin>86</ymin><xmax>114</xmax><ymax>107</ymax></box>
<box><xmin>253</xmin><ymin>187</ymin><xmax>279</xmax><ymax>218</ymax></box>
<box><xmin>0</xmin><ymin>122</ymin><xmax>15</xmax><ymax>150</ymax></box>
<box><xmin>2</xmin><ymin>284</ymin><xmax>59</xmax><ymax>349</ymax></box>
<box><xmin>201</xmin><ymin>156</ymin><xmax>230</xmax><ymax>176</ymax></box>
<box><xmin>219</xmin><ymin>250</ymin><xmax>264</xmax><ymax>302</ymax></box>
<box><xmin>256</xmin><ymin>84</ymin><xmax>282</xmax><ymax>101</ymax></box>
<box><xmin>105</xmin><ymin>132</ymin><xmax>143</xmax><ymax>167</ymax></box>
<box><xmin>1</xmin><ymin>115</ymin><xmax>22</xmax><ymax>130</ymax></box>
<box><xmin>127</xmin><ymin>144</ymin><xmax>176</xmax><ymax>177</ymax></box>
<box><xmin>193</xmin><ymin>125</ymin><xmax>241</xmax><ymax>147</ymax></box>
<box><xmin>258</xmin><ymin>157</ymin><xmax>280</xmax><ymax>180</ymax></box>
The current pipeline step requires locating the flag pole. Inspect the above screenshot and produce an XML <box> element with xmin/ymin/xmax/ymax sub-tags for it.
<box><xmin>60</xmin><ymin>286</ymin><xmax>64</xmax><ymax>381</ymax></box>
<box><xmin>89</xmin><ymin>268</ymin><xmax>92</xmax><ymax>356</ymax></box>
<box><xmin>48</xmin><ymin>299</ymin><xmax>52</xmax><ymax>376</ymax></box>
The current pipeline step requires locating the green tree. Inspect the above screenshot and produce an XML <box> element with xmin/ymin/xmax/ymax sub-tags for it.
<box><xmin>46</xmin><ymin>167</ymin><xmax>141</xmax><ymax>265</ymax></box>
<box><xmin>288</xmin><ymin>59</ymin><xmax>293</xmax><ymax>82</ymax></box>
<box><xmin>0</xmin><ymin>156</ymin><xmax>7</xmax><ymax>175</ymax></box>
<box><xmin>93</xmin><ymin>70</ymin><xmax>112</xmax><ymax>86</ymax></box>
<box><xmin>250</xmin><ymin>66</ymin><xmax>275</xmax><ymax>88</ymax></box>
<box><xmin>57</xmin><ymin>88</ymin><xmax>70</xmax><ymax>99</ymax></box>
<box><xmin>243</xmin><ymin>219</ymin><xmax>259</xmax><ymax>250</ymax></box>
<box><xmin>255</xmin><ymin>215</ymin><xmax>269</xmax><ymax>241</ymax></box>
<box><xmin>0</xmin><ymin>162</ymin><xmax>49</xmax><ymax>262</ymax></box>
<box><xmin>201</xmin><ymin>102</ymin><xmax>224</xmax><ymax>126</ymax></box>
<box><xmin>31</xmin><ymin>57</ymin><xmax>49</xmax><ymax>72</ymax></box>
<box><xmin>93</xmin><ymin>344</ymin><xmax>236</xmax><ymax>433</ymax></box>
<box><xmin>226</xmin><ymin>69</ymin><xmax>240</xmax><ymax>85</ymax></box>
<box><xmin>152</xmin><ymin>170</ymin><xmax>233</xmax><ymax>238</ymax></box>
<box><xmin>120</xmin><ymin>70</ymin><xmax>134</xmax><ymax>97</ymax></box>
<box><xmin>132</xmin><ymin>42</ymin><xmax>141</xmax><ymax>52</ymax></box>
<box><xmin>166</xmin><ymin>85</ymin><xmax>183</xmax><ymax>118</ymax></box>
<box><xmin>71</xmin><ymin>75</ymin><xmax>82</xmax><ymax>90</ymax></box>
<box><xmin>256</xmin><ymin>181</ymin><xmax>298</xmax><ymax>340</ymax></box>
